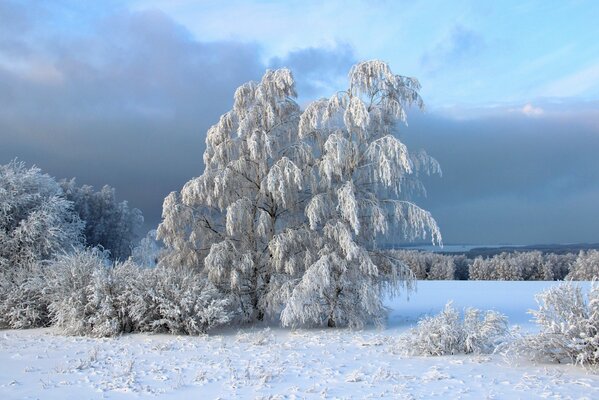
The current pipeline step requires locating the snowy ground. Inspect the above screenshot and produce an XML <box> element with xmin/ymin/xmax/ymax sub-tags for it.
<box><xmin>1</xmin><ymin>281</ymin><xmax>597</xmax><ymax>399</ymax></box>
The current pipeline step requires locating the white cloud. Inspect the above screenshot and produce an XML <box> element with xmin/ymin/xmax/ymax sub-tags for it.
<box><xmin>538</xmin><ymin>61</ymin><xmax>599</xmax><ymax>98</ymax></box>
<box><xmin>521</xmin><ymin>103</ymin><xmax>544</xmax><ymax>117</ymax></box>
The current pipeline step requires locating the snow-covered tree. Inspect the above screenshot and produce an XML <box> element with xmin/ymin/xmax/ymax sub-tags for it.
<box><xmin>541</xmin><ymin>252</ymin><xmax>574</xmax><ymax>281</ymax></box>
<box><xmin>468</xmin><ymin>251</ymin><xmax>576</xmax><ymax>281</ymax></box>
<box><xmin>567</xmin><ymin>250</ymin><xmax>599</xmax><ymax>280</ymax></box>
<box><xmin>0</xmin><ymin>161</ymin><xmax>83</xmax><ymax>328</ymax></box>
<box><xmin>0</xmin><ymin>161</ymin><xmax>83</xmax><ymax>269</ymax></box>
<box><xmin>157</xmin><ymin>68</ymin><xmax>303</xmax><ymax>322</ymax></box>
<box><xmin>60</xmin><ymin>179</ymin><xmax>143</xmax><ymax>260</ymax></box>
<box><xmin>158</xmin><ymin>61</ymin><xmax>441</xmax><ymax>328</ymax></box>
<box><xmin>277</xmin><ymin>61</ymin><xmax>441</xmax><ymax>328</ymax></box>
<box><xmin>131</xmin><ymin>229</ymin><xmax>161</xmax><ymax>267</ymax></box>
<box><xmin>391</xmin><ymin>250</ymin><xmax>455</xmax><ymax>280</ymax></box>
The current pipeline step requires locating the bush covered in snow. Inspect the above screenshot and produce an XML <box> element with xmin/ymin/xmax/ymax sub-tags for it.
<box><xmin>397</xmin><ymin>302</ymin><xmax>509</xmax><ymax>356</ymax></box>
<box><xmin>566</xmin><ymin>250</ymin><xmax>599</xmax><ymax>281</ymax></box>
<box><xmin>513</xmin><ymin>281</ymin><xmax>599</xmax><ymax>366</ymax></box>
<box><xmin>126</xmin><ymin>266</ymin><xmax>232</xmax><ymax>335</ymax></box>
<box><xmin>44</xmin><ymin>249</ymin><xmax>231</xmax><ymax>337</ymax></box>
<box><xmin>45</xmin><ymin>248</ymin><xmax>138</xmax><ymax>337</ymax></box>
<box><xmin>0</xmin><ymin>263</ymin><xmax>51</xmax><ymax>328</ymax></box>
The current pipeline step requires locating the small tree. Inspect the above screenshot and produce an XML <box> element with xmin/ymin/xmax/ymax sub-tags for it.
<box><xmin>567</xmin><ymin>250</ymin><xmax>599</xmax><ymax>281</ymax></box>
<box><xmin>131</xmin><ymin>229</ymin><xmax>161</xmax><ymax>267</ymax></box>
<box><xmin>0</xmin><ymin>161</ymin><xmax>83</xmax><ymax>269</ymax></box>
<box><xmin>61</xmin><ymin>180</ymin><xmax>144</xmax><ymax>260</ymax></box>
<box><xmin>158</xmin><ymin>61</ymin><xmax>441</xmax><ymax>328</ymax></box>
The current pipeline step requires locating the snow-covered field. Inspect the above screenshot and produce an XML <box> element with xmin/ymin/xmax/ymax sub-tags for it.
<box><xmin>1</xmin><ymin>281</ymin><xmax>597</xmax><ymax>399</ymax></box>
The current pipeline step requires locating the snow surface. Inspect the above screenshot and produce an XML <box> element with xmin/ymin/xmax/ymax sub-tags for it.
<box><xmin>1</xmin><ymin>281</ymin><xmax>597</xmax><ymax>399</ymax></box>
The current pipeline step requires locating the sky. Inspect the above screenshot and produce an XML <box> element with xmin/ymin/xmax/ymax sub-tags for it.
<box><xmin>1</xmin><ymin>0</ymin><xmax>599</xmax><ymax>245</ymax></box>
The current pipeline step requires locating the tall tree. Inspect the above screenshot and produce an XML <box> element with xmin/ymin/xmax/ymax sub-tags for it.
<box><xmin>158</xmin><ymin>61</ymin><xmax>441</xmax><ymax>327</ymax></box>
<box><xmin>158</xmin><ymin>69</ymin><xmax>302</xmax><ymax>322</ymax></box>
<box><xmin>275</xmin><ymin>60</ymin><xmax>441</xmax><ymax>327</ymax></box>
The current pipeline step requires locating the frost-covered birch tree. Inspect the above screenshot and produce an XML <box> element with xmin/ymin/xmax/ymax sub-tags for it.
<box><xmin>276</xmin><ymin>61</ymin><xmax>441</xmax><ymax>328</ymax></box>
<box><xmin>157</xmin><ymin>68</ymin><xmax>303</xmax><ymax>322</ymax></box>
<box><xmin>158</xmin><ymin>60</ymin><xmax>441</xmax><ymax>328</ymax></box>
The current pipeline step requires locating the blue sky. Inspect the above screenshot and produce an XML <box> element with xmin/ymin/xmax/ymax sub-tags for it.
<box><xmin>1</xmin><ymin>0</ymin><xmax>599</xmax><ymax>244</ymax></box>
<box><xmin>128</xmin><ymin>0</ymin><xmax>599</xmax><ymax>109</ymax></box>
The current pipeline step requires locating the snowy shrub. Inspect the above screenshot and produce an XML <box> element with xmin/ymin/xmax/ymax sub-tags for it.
<box><xmin>60</xmin><ymin>179</ymin><xmax>143</xmax><ymax>260</ymax></box>
<box><xmin>126</xmin><ymin>266</ymin><xmax>232</xmax><ymax>335</ymax></box>
<box><xmin>0</xmin><ymin>263</ymin><xmax>51</xmax><ymax>328</ymax></box>
<box><xmin>45</xmin><ymin>249</ymin><xmax>230</xmax><ymax>337</ymax></box>
<box><xmin>566</xmin><ymin>250</ymin><xmax>599</xmax><ymax>281</ymax></box>
<box><xmin>397</xmin><ymin>302</ymin><xmax>509</xmax><ymax>356</ymax></box>
<box><xmin>46</xmin><ymin>248</ymin><xmax>137</xmax><ymax>337</ymax></box>
<box><xmin>513</xmin><ymin>281</ymin><xmax>599</xmax><ymax>366</ymax></box>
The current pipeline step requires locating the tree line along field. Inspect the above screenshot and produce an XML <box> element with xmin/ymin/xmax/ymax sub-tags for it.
<box><xmin>391</xmin><ymin>248</ymin><xmax>599</xmax><ymax>281</ymax></box>
<box><xmin>1</xmin><ymin>61</ymin><xmax>598</xmax><ymax>398</ymax></box>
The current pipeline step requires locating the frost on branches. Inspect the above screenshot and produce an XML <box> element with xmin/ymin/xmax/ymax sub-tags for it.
<box><xmin>0</xmin><ymin>161</ymin><xmax>83</xmax><ymax>328</ymax></box>
<box><xmin>396</xmin><ymin>302</ymin><xmax>509</xmax><ymax>356</ymax></box>
<box><xmin>513</xmin><ymin>281</ymin><xmax>599</xmax><ymax>366</ymax></box>
<box><xmin>158</xmin><ymin>61</ymin><xmax>441</xmax><ymax>328</ymax></box>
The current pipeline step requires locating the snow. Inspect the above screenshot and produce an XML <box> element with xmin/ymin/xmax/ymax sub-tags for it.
<box><xmin>1</xmin><ymin>281</ymin><xmax>597</xmax><ymax>399</ymax></box>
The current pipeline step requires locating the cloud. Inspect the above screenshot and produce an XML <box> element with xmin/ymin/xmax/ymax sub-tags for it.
<box><xmin>538</xmin><ymin>61</ymin><xmax>599</xmax><ymax>98</ymax></box>
<box><xmin>0</xmin><ymin>5</ymin><xmax>362</xmax><ymax>232</ymax></box>
<box><xmin>2</xmin><ymin>2</ymin><xmax>599</xmax><ymax>245</ymax></box>
<box><xmin>400</xmin><ymin>109</ymin><xmax>599</xmax><ymax>244</ymax></box>
<box><xmin>0</xmin><ymin>7</ymin><xmax>267</xmax><ymax>230</ymax></box>
<box><xmin>521</xmin><ymin>103</ymin><xmax>544</xmax><ymax>117</ymax></box>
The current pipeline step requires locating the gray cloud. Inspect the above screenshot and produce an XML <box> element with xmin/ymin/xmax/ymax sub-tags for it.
<box><xmin>2</xmin><ymin>2</ymin><xmax>597</xmax><ymax>245</ymax></box>
<box><xmin>0</xmin><ymin>5</ymin><xmax>357</xmax><ymax>233</ymax></box>
<box><xmin>400</xmin><ymin>110</ymin><xmax>599</xmax><ymax>244</ymax></box>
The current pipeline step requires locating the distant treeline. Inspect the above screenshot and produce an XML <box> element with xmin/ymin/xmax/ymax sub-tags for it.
<box><xmin>390</xmin><ymin>249</ymin><xmax>599</xmax><ymax>281</ymax></box>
